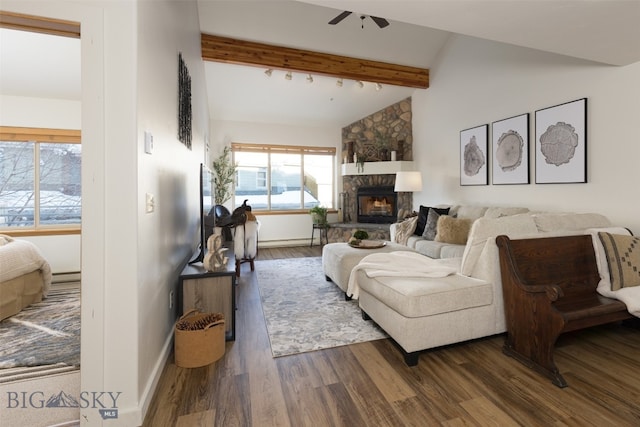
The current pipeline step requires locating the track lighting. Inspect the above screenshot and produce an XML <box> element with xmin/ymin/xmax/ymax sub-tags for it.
<box><xmin>285</xmin><ymin>71</ymin><xmax>292</xmax><ymax>81</ymax></box>
<box><xmin>336</xmin><ymin>78</ymin><xmax>343</xmax><ymax>87</ymax></box>
<box><xmin>306</xmin><ymin>74</ymin><xmax>313</xmax><ymax>83</ymax></box>
<box><xmin>356</xmin><ymin>80</ymin><xmax>364</xmax><ymax>88</ymax></box>
<box><xmin>264</xmin><ymin>69</ymin><xmax>273</xmax><ymax>77</ymax></box>
<box><xmin>375</xmin><ymin>83</ymin><xmax>382</xmax><ymax>91</ymax></box>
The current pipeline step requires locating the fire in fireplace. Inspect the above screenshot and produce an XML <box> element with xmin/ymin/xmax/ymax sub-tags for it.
<box><xmin>357</xmin><ymin>186</ymin><xmax>397</xmax><ymax>224</ymax></box>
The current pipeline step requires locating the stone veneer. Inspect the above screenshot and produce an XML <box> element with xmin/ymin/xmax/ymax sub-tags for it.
<box><xmin>340</xmin><ymin>97</ymin><xmax>414</xmax><ymax>227</ymax></box>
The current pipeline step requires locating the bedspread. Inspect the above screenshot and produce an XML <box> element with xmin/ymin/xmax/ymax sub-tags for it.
<box><xmin>0</xmin><ymin>234</ymin><xmax>52</xmax><ymax>295</ymax></box>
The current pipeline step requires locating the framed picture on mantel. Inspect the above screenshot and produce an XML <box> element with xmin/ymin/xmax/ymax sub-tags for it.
<box><xmin>460</xmin><ymin>124</ymin><xmax>488</xmax><ymax>186</ymax></box>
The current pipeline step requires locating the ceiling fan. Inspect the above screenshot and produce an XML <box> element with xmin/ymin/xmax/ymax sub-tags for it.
<box><xmin>328</xmin><ymin>11</ymin><xmax>390</xmax><ymax>29</ymax></box>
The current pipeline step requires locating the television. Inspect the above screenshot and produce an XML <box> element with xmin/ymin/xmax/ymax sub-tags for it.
<box><xmin>189</xmin><ymin>163</ymin><xmax>214</xmax><ymax>264</ymax></box>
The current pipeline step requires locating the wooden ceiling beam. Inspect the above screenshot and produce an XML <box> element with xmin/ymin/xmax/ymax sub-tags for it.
<box><xmin>201</xmin><ymin>33</ymin><xmax>428</xmax><ymax>89</ymax></box>
<box><xmin>0</xmin><ymin>11</ymin><xmax>80</xmax><ymax>38</ymax></box>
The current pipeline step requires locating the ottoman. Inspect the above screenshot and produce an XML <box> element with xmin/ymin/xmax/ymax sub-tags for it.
<box><xmin>322</xmin><ymin>242</ymin><xmax>416</xmax><ymax>296</ymax></box>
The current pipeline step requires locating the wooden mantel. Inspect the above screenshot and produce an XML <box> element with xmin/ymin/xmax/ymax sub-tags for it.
<box><xmin>201</xmin><ymin>33</ymin><xmax>429</xmax><ymax>89</ymax></box>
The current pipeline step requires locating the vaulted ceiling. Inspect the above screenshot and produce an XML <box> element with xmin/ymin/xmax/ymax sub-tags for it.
<box><xmin>1</xmin><ymin>1</ymin><xmax>639</xmax><ymax>128</ymax></box>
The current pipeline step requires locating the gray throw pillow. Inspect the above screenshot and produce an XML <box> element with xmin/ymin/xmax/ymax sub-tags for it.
<box><xmin>422</xmin><ymin>209</ymin><xmax>441</xmax><ymax>240</ymax></box>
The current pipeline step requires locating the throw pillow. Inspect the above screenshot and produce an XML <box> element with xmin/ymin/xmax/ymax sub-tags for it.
<box><xmin>598</xmin><ymin>232</ymin><xmax>640</xmax><ymax>291</ymax></box>
<box><xmin>415</xmin><ymin>205</ymin><xmax>450</xmax><ymax>236</ymax></box>
<box><xmin>395</xmin><ymin>216</ymin><xmax>418</xmax><ymax>245</ymax></box>
<box><xmin>422</xmin><ymin>209</ymin><xmax>442</xmax><ymax>240</ymax></box>
<box><xmin>435</xmin><ymin>216</ymin><xmax>473</xmax><ymax>245</ymax></box>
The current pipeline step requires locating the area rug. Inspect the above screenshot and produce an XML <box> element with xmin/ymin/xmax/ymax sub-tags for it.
<box><xmin>0</xmin><ymin>287</ymin><xmax>80</xmax><ymax>369</ymax></box>
<box><xmin>255</xmin><ymin>257</ymin><xmax>388</xmax><ymax>357</ymax></box>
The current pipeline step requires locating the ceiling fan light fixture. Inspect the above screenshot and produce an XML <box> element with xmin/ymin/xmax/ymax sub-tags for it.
<box><xmin>264</xmin><ymin>69</ymin><xmax>273</xmax><ymax>77</ymax></box>
<box><xmin>285</xmin><ymin>71</ymin><xmax>292</xmax><ymax>81</ymax></box>
<box><xmin>306</xmin><ymin>74</ymin><xmax>313</xmax><ymax>83</ymax></box>
<box><xmin>336</xmin><ymin>78</ymin><xmax>343</xmax><ymax>87</ymax></box>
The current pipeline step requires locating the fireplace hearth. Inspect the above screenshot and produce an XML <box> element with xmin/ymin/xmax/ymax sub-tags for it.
<box><xmin>357</xmin><ymin>186</ymin><xmax>397</xmax><ymax>224</ymax></box>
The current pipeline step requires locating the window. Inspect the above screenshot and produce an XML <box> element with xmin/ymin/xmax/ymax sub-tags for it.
<box><xmin>0</xmin><ymin>127</ymin><xmax>81</xmax><ymax>231</ymax></box>
<box><xmin>232</xmin><ymin>143</ymin><xmax>336</xmax><ymax>211</ymax></box>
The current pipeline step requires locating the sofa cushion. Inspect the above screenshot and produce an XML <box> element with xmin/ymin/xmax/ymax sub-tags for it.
<box><xmin>422</xmin><ymin>208</ymin><xmax>442</xmax><ymax>240</ymax></box>
<box><xmin>435</xmin><ymin>216</ymin><xmax>473</xmax><ymax>245</ymax></box>
<box><xmin>598</xmin><ymin>232</ymin><xmax>640</xmax><ymax>290</ymax></box>
<box><xmin>415</xmin><ymin>205</ymin><xmax>450</xmax><ymax>236</ymax></box>
<box><xmin>483</xmin><ymin>207</ymin><xmax>529</xmax><ymax>219</ymax></box>
<box><xmin>440</xmin><ymin>244</ymin><xmax>467</xmax><ymax>258</ymax></box>
<box><xmin>358</xmin><ymin>272</ymin><xmax>492</xmax><ymax>318</ymax></box>
<box><xmin>414</xmin><ymin>239</ymin><xmax>447</xmax><ymax>258</ymax></box>
<box><xmin>460</xmin><ymin>214</ymin><xmax>539</xmax><ymax>277</ymax></box>
<box><xmin>454</xmin><ymin>206</ymin><xmax>488</xmax><ymax>220</ymax></box>
<box><xmin>533</xmin><ymin>212</ymin><xmax>611</xmax><ymax>232</ymax></box>
<box><xmin>395</xmin><ymin>216</ymin><xmax>418</xmax><ymax>245</ymax></box>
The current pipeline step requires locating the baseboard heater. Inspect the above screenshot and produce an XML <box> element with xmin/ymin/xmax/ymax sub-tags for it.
<box><xmin>52</xmin><ymin>271</ymin><xmax>81</xmax><ymax>284</ymax></box>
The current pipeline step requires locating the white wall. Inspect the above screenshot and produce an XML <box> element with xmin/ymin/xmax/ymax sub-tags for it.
<box><xmin>210</xmin><ymin>119</ymin><xmax>341</xmax><ymax>245</ymax></box>
<box><xmin>135</xmin><ymin>0</ymin><xmax>209</xmax><ymax>418</ymax></box>
<box><xmin>0</xmin><ymin>95</ymin><xmax>82</xmax><ymax>272</ymax></box>
<box><xmin>412</xmin><ymin>35</ymin><xmax>640</xmax><ymax>235</ymax></box>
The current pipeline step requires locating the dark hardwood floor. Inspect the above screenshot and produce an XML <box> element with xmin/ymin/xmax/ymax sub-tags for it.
<box><xmin>143</xmin><ymin>245</ymin><xmax>640</xmax><ymax>426</ymax></box>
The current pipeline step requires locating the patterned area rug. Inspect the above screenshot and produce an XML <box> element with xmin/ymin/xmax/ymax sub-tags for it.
<box><xmin>0</xmin><ymin>288</ymin><xmax>80</xmax><ymax>369</ymax></box>
<box><xmin>255</xmin><ymin>257</ymin><xmax>388</xmax><ymax>357</ymax></box>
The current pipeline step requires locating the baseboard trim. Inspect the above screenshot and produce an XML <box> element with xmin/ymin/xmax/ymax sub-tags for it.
<box><xmin>138</xmin><ymin>327</ymin><xmax>174</xmax><ymax>424</ymax></box>
<box><xmin>259</xmin><ymin>239</ymin><xmax>313</xmax><ymax>248</ymax></box>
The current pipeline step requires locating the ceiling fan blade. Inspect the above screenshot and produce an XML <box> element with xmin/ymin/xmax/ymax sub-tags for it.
<box><xmin>370</xmin><ymin>16</ymin><xmax>390</xmax><ymax>28</ymax></box>
<box><xmin>328</xmin><ymin>11</ymin><xmax>352</xmax><ymax>25</ymax></box>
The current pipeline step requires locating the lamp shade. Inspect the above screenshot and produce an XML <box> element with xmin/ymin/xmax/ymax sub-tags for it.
<box><xmin>394</xmin><ymin>171</ymin><xmax>423</xmax><ymax>192</ymax></box>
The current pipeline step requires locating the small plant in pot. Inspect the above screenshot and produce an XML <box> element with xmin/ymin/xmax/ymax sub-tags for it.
<box><xmin>309</xmin><ymin>205</ymin><xmax>328</xmax><ymax>225</ymax></box>
<box><xmin>349</xmin><ymin>229</ymin><xmax>369</xmax><ymax>246</ymax></box>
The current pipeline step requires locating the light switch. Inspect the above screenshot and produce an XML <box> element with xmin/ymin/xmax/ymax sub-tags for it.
<box><xmin>145</xmin><ymin>193</ymin><xmax>154</xmax><ymax>213</ymax></box>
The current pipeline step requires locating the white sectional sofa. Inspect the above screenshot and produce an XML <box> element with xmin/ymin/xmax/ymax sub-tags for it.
<box><xmin>390</xmin><ymin>205</ymin><xmax>529</xmax><ymax>259</ymax></box>
<box><xmin>353</xmin><ymin>211</ymin><xmax>617</xmax><ymax>365</ymax></box>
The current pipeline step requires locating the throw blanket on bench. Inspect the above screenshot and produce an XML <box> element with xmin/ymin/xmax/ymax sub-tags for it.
<box><xmin>588</xmin><ymin>227</ymin><xmax>640</xmax><ymax>318</ymax></box>
<box><xmin>347</xmin><ymin>251</ymin><xmax>457</xmax><ymax>299</ymax></box>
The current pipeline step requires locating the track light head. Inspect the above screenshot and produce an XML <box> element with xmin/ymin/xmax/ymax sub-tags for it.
<box><xmin>306</xmin><ymin>74</ymin><xmax>313</xmax><ymax>83</ymax></box>
<box><xmin>264</xmin><ymin>69</ymin><xmax>273</xmax><ymax>77</ymax></box>
<box><xmin>375</xmin><ymin>83</ymin><xmax>382</xmax><ymax>91</ymax></box>
<box><xmin>285</xmin><ymin>71</ymin><xmax>292</xmax><ymax>81</ymax></box>
<box><xmin>336</xmin><ymin>78</ymin><xmax>343</xmax><ymax>87</ymax></box>
<box><xmin>356</xmin><ymin>80</ymin><xmax>364</xmax><ymax>88</ymax></box>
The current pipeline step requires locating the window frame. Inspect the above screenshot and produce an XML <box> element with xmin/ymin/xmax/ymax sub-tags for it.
<box><xmin>0</xmin><ymin>126</ymin><xmax>81</xmax><ymax>236</ymax></box>
<box><xmin>231</xmin><ymin>142</ymin><xmax>336</xmax><ymax>213</ymax></box>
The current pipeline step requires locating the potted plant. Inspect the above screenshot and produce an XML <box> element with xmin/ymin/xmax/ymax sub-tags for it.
<box><xmin>212</xmin><ymin>146</ymin><xmax>237</xmax><ymax>205</ymax></box>
<box><xmin>309</xmin><ymin>205</ymin><xmax>328</xmax><ymax>225</ymax></box>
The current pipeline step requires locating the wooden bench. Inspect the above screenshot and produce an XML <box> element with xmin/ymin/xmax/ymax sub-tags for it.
<box><xmin>496</xmin><ymin>234</ymin><xmax>633</xmax><ymax>388</ymax></box>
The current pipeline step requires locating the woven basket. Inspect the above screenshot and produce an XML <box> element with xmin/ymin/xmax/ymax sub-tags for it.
<box><xmin>174</xmin><ymin>309</ymin><xmax>225</xmax><ymax>368</ymax></box>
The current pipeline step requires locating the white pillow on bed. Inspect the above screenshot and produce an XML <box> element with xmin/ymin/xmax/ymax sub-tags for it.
<box><xmin>0</xmin><ymin>235</ymin><xmax>14</xmax><ymax>246</ymax></box>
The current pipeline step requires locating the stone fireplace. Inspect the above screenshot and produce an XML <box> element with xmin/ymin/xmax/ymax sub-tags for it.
<box><xmin>339</xmin><ymin>97</ymin><xmax>414</xmax><ymax>225</ymax></box>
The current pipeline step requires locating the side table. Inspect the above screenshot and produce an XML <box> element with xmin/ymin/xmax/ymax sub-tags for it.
<box><xmin>310</xmin><ymin>223</ymin><xmax>329</xmax><ymax>247</ymax></box>
<box><xmin>179</xmin><ymin>249</ymin><xmax>236</xmax><ymax>341</ymax></box>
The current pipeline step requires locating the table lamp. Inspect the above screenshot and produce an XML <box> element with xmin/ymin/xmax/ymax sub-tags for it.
<box><xmin>394</xmin><ymin>171</ymin><xmax>423</xmax><ymax>192</ymax></box>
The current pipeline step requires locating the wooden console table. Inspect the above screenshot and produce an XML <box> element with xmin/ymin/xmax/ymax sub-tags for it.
<box><xmin>179</xmin><ymin>250</ymin><xmax>236</xmax><ymax>341</ymax></box>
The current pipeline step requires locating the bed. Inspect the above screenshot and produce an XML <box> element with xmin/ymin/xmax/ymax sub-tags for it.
<box><xmin>0</xmin><ymin>234</ymin><xmax>52</xmax><ymax>321</ymax></box>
